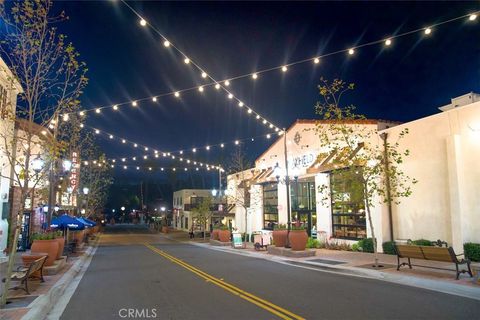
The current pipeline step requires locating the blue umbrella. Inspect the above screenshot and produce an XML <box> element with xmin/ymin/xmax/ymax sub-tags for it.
<box><xmin>77</xmin><ymin>217</ymin><xmax>96</xmax><ymax>227</ymax></box>
<box><xmin>50</xmin><ymin>214</ymin><xmax>85</xmax><ymax>230</ymax></box>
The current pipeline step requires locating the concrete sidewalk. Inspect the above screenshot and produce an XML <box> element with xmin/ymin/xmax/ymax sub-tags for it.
<box><xmin>166</xmin><ymin>231</ymin><xmax>480</xmax><ymax>300</ymax></box>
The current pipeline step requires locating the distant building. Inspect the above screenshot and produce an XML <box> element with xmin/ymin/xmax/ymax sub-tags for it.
<box><xmin>172</xmin><ymin>189</ymin><xmax>233</xmax><ymax>233</ymax></box>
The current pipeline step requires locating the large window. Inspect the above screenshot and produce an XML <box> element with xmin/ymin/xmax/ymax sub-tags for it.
<box><xmin>263</xmin><ymin>183</ymin><xmax>278</xmax><ymax>228</ymax></box>
<box><xmin>290</xmin><ymin>181</ymin><xmax>316</xmax><ymax>211</ymax></box>
<box><xmin>330</xmin><ymin>169</ymin><xmax>367</xmax><ymax>240</ymax></box>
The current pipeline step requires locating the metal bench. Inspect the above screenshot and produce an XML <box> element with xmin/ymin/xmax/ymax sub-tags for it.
<box><xmin>394</xmin><ymin>244</ymin><xmax>473</xmax><ymax>280</ymax></box>
<box><xmin>8</xmin><ymin>255</ymin><xmax>47</xmax><ymax>294</ymax></box>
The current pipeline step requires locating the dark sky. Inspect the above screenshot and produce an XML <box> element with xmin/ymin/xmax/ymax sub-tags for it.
<box><xmin>53</xmin><ymin>1</ymin><xmax>479</xmax><ymax>181</ymax></box>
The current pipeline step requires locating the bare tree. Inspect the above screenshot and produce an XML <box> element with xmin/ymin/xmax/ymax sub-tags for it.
<box><xmin>0</xmin><ymin>0</ymin><xmax>88</xmax><ymax>307</ymax></box>
<box><xmin>191</xmin><ymin>197</ymin><xmax>213</xmax><ymax>241</ymax></box>
<box><xmin>314</xmin><ymin>78</ymin><xmax>417</xmax><ymax>267</ymax></box>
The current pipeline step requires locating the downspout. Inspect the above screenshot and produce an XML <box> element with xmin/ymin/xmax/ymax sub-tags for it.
<box><xmin>380</xmin><ymin>132</ymin><xmax>394</xmax><ymax>241</ymax></box>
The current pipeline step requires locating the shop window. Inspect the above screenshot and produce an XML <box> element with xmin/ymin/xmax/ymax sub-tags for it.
<box><xmin>330</xmin><ymin>168</ymin><xmax>367</xmax><ymax>240</ymax></box>
<box><xmin>262</xmin><ymin>183</ymin><xmax>278</xmax><ymax>228</ymax></box>
<box><xmin>290</xmin><ymin>181</ymin><xmax>316</xmax><ymax>211</ymax></box>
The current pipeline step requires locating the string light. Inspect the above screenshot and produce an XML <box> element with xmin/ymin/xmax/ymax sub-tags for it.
<box><xmin>192</xmin><ymin>148</ymin><xmax>196</xmax><ymax>152</ymax></box>
<box><xmin>238</xmin><ymin>102</ymin><xmax>244</xmax><ymax>107</ymax></box>
<box><xmin>163</xmin><ymin>40</ymin><xmax>170</xmax><ymax>47</ymax></box>
<box><xmin>113</xmin><ymin>105</ymin><xmax>118</xmax><ymax>110</ymax></box>
<box><xmin>95</xmin><ymin>108</ymin><xmax>101</xmax><ymax>114</ymax></box>
<box><xmin>201</xmin><ymin>72</ymin><xmax>207</xmax><ymax>78</ymax></box>
<box><xmin>215</xmin><ymin>83</ymin><xmax>220</xmax><ymax>89</ymax></box>
<box><xmin>132</xmin><ymin>101</ymin><xmax>137</xmax><ymax>107</ymax></box>
<box><xmin>220</xmin><ymin>143</ymin><xmax>224</xmax><ymax>148</ymax></box>
<box><xmin>198</xmin><ymin>86</ymin><xmax>204</xmax><ymax>92</ymax></box>
<box><xmin>314</xmin><ymin>57</ymin><xmax>320</xmax><ymax>64</ymax></box>
<box><xmin>62</xmin><ymin>114</ymin><xmax>69</xmax><ymax>122</ymax></box>
<box><xmin>348</xmin><ymin>48</ymin><xmax>355</xmax><ymax>55</ymax></box>
<box><xmin>224</xmin><ymin>80</ymin><xmax>230</xmax><ymax>86</ymax></box>
<box><xmin>174</xmin><ymin>91</ymin><xmax>180</xmax><ymax>97</ymax></box>
<box><xmin>247</xmin><ymin>109</ymin><xmax>252</xmax><ymax>114</ymax></box>
<box><xmin>266</xmin><ymin>134</ymin><xmax>271</xmax><ymax>139</ymax></box>
<box><xmin>184</xmin><ymin>58</ymin><xmax>190</xmax><ymax>64</ymax></box>
<box><xmin>424</xmin><ymin>27</ymin><xmax>432</xmax><ymax>35</ymax></box>
<box><xmin>252</xmin><ymin>73</ymin><xmax>258</xmax><ymax>79</ymax></box>
<box><xmin>206</xmin><ymin>146</ymin><xmax>210</xmax><ymax>150</ymax></box>
<box><xmin>140</xmin><ymin>19</ymin><xmax>147</xmax><ymax>26</ymax></box>
<box><xmin>95</xmin><ymin>129</ymin><xmax>100</xmax><ymax>134</ymax></box>
<box><xmin>469</xmin><ymin>14</ymin><xmax>477</xmax><ymax>21</ymax></box>
<box><xmin>385</xmin><ymin>39</ymin><xmax>392</xmax><ymax>46</ymax></box>
<box><xmin>281</xmin><ymin>66</ymin><xmax>288</xmax><ymax>72</ymax></box>
<box><xmin>228</xmin><ymin>93</ymin><xmax>233</xmax><ymax>99</ymax></box>
<box><xmin>152</xmin><ymin>97</ymin><xmax>157</xmax><ymax>102</ymax></box>
<box><xmin>109</xmin><ymin>135</ymin><xmax>113</xmax><ymax>139</ymax></box>
<box><xmin>79</xmin><ymin>111</ymin><xmax>85</xmax><ymax>116</ymax></box>
<box><xmin>122</xmin><ymin>139</ymin><xmax>126</xmax><ymax>143</ymax></box>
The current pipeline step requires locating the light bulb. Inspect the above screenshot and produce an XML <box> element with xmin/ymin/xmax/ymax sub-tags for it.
<box><xmin>220</xmin><ymin>143</ymin><xmax>224</xmax><ymax>148</ymax></box>
<box><xmin>122</xmin><ymin>139</ymin><xmax>126</xmax><ymax>143</ymax></box>
<box><xmin>192</xmin><ymin>148</ymin><xmax>196</xmax><ymax>152</ymax></box>
<box><xmin>79</xmin><ymin>111</ymin><xmax>85</xmax><ymax>116</ymax></box>
<box><xmin>247</xmin><ymin>109</ymin><xmax>252</xmax><ymax>114</ymax></box>
<box><xmin>109</xmin><ymin>135</ymin><xmax>113</xmax><ymax>139</ymax></box>
<box><xmin>184</xmin><ymin>58</ymin><xmax>190</xmax><ymax>64</ymax></box>
<box><xmin>238</xmin><ymin>102</ymin><xmax>244</xmax><ymax>107</ymax></box>
<box><xmin>132</xmin><ymin>101</ymin><xmax>137</xmax><ymax>107</ymax></box>
<box><xmin>267</xmin><ymin>134</ymin><xmax>271</xmax><ymax>139</ymax></box>
<box><xmin>123</xmin><ymin>166</ymin><xmax>127</xmax><ymax>169</ymax></box>
<box><xmin>148</xmin><ymin>167</ymin><xmax>152</xmax><ymax>171</ymax></box>
<box><xmin>252</xmin><ymin>73</ymin><xmax>258</xmax><ymax>79</ymax></box>
<box><xmin>256</xmin><ymin>115</ymin><xmax>260</xmax><ymax>119</ymax></box>
<box><xmin>235</xmin><ymin>140</ymin><xmax>239</xmax><ymax>145</ymax></box>
<box><xmin>174</xmin><ymin>92</ymin><xmax>180</xmax><ymax>97</ymax></box>
<box><xmin>144</xmin><ymin>147</ymin><xmax>148</xmax><ymax>151</ymax></box>
<box><xmin>201</xmin><ymin>72</ymin><xmax>207</xmax><ymax>78</ymax></box>
<box><xmin>198</xmin><ymin>86</ymin><xmax>204</xmax><ymax>92</ymax></box>
<box><xmin>215</xmin><ymin>83</ymin><xmax>220</xmax><ymax>89</ymax></box>
<box><xmin>348</xmin><ymin>48</ymin><xmax>355</xmax><ymax>55</ymax></box>
<box><xmin>228</xmin><ymin>94</ymin><xmax>233</xmax><ymax>99</ymax></box>
<box><xmin>469</xmin><ymin>14</ymin><xmax>477</xmax><ymax>21</ymax></box>
<box><xmin>113</xmin><ymin>105</ymin><xmax>118</xmax><ymax>110</ymax></box>
<box><xmin>224</xmin><ymin>80</ymin><xmax>230</xmax><ymax>86</ymax></box>
<box><xmin>140</xmin><ymin>19</ymin><xmax>147</xmax><ymax>26</ymax></box>
<box><xmin>95</xmin><ymin>129</ymin><xmax>100</xmax><ymax>134</ymax></box>
<box><xmin>144</xmin><ymin>155</ymin><xmax>147</xmax><ymax>159</ymax></box>
<box><xmin>282</xmin><ymin>66</ymin><xmax>288</xmax><ymax>72</ymax></box>
<box><xmin>152</xmin><ymin>97</ymin><xmax>157</xmax><ymax>102</ymax></box>
<box><xmin>80</xmin><ymin>124</ymin><xmax>84</xmax><ymax>128</ymax></box>
<box><xmin>179</xmin><ymin>151</ymin><xmax>183</xmax><ymax>154</ymax></box>
<box><xmin>269</xmin><ymin>124</ymin><xmax>273</xmax><ymax>128</ymax></box>
<box><xmin>161</xmin><ymin>168</ymin><xmax>164</xmax><ymax>171</ymax></box>
<box><xmin>424</xmin><ymin>28</ymin><xmax>432</xmax><ymax>35</ymax></box>
<box><xmin>136</xmin><ymin>167</ymin><xmax>140</xmax><ymax>170</ymax></box>
<box><xmin>95</xmin><ymin>108</ymin><xmax>101</xmax><ymax>114</ymax></box>
<box><xmin>163</xmin><ymin>40</ymin><xmax>170</xmax><ymax>47</ymax></box>
<box><xmin>314</xmin><ymin>57</ymin><xmax>320</xmax><ymax>64</ymax></box>
<box><xmin>385</xmin><ymin>39</ymin><xmax>392</xmax><ymax>46</ymax></box>
<box><xmin>263</xmin><ymin>119</ymin><xmax>267</xmax><ymax>124</ymax></box>
<box><xmin>134</xmin><ymin>143</ymin><xmax>138</xmax><ymax>148</ymax></box>
<box><xmin>206</xmin><ymin>146</ymin><xmax>210</xmax><ymax>150</ymax></box>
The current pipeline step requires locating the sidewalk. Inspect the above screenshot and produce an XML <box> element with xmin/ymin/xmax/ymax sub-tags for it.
<box><xmin>0</xmin><ymin>237</ymin><xmax>99</xmax><ymax>320</ymax></box>
<box><xmin>166</xmin><ymin>231</ymin><xmax>480</xmax><ymax>300</ymax></box>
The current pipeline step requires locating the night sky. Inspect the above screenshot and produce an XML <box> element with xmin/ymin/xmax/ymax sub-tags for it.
<box><xmin>51</xmin><ymin>1</ymin><xmax>479</xmax><ymax>188</ymax></box>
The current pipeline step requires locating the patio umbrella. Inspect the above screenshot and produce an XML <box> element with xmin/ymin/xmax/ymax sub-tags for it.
<box><xmin>77</xmin><ymin>217</ymin><xmax>96</xmax><ymax>227</ymax></box>
<box><xmin>50</xmin><ymin>214</ymin><xmax>85</xmax><ymax>230</ymax></box>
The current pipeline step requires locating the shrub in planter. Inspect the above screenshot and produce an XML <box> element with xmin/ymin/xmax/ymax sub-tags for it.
<box><xmin>411</xmin><ymin>239</ymin><xmax>433</xmax><ymax>246</ymax></box>
<box><xmin>464</xmin><ymin>243</ymin><xmax>480</xmax><ymax>262</ymax></box>
<box><xmin>218</xmin><ymin>225</ymin><xmax>230</xmax><ymax>242</ymax></box>
<box><xmin>357</xmin><ymin>238</ymin><xmax>374</xmax><ymax>253</ymax></box>
<box><xmin>382</xmin><ymin>241</ymin><xmax>396</xmax><ymax>255</ymax></box>
<box><xmin>31</xmin><ymin>232</ymin><xmax>59</xmax><ymax>266</ymax></box>
<box><xmin>211</xmin><ymin>229</ymin><xmax>220</xmax><ymax>240</ymax></box>
<box><xmin>272</xmin><ymin>224</ymin><xmax>288</xmax><ymax>247</ymax></box>
<box><xmin>306</xmin><ymin>237</ymin><xmax>320</xmax><ymax>249</ymax></box>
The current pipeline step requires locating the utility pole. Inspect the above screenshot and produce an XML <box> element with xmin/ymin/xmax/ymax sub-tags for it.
<box><xmin>283</xmin><ymin>129</ymin><xmax>292</xmax><ymax>245</ymax></box>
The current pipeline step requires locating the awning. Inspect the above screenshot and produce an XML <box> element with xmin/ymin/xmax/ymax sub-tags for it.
<box><xmin>306</xmin><ymin>143</ymin><xmax>364</xmax><ymax>174</ymax></box>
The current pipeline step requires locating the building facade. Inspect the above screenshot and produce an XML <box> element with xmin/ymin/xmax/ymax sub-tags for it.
<box><xmin>172</xmin><ymin>189</ymin><xmax>232</xmax><ymax>232</ymax></box>
<box><xmin>228</xmin><ymin>94</ymin><xmax>480</xmax><ymax>253</ymax></box>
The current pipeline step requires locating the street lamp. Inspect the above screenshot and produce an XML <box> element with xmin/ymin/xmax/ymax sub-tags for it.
<box><xmin>83</xmin><ymin>187</ymin><xmax>89</xmax><ymax>195</ymax></box>
<box><xmin>160</xmin><ymin>206</ymin><xmax>166</xmax><ymax>212</ymax></box>
<box><xmin>121</xmin><ymin>206</ymin><xmax>125</xmax><ymax>211</ymax></box>
<box><xmin>31</xmin><ymin>156</ymin><xmax>44</xmax><ymax>173</ymax></box>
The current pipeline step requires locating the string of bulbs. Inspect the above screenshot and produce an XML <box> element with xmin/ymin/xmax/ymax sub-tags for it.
<box><xmin>84</xmin><ymin>158</ymin><xmax>222</xmax><ymax>173</ymax></box>
<box><xmin>69</xmin><ymin>6</ymin><xmax>478</xmax><ymax>134</ymax></box>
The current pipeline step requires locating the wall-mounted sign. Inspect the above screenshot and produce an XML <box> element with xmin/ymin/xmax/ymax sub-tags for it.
<box><xmin>70</xmin><ymin>151</ymin><xmax>79</xmax><ymax>193</ymax></box>
<box><xmin>293</xmin><ymin>153</ymin><xmax>315</xmax><ymax>168</ymax></box>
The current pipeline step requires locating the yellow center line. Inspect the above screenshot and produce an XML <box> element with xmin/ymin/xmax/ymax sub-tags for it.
<box><xmin>144</xmin><ymin>243</ymin><xmax>305</xmax><ymax>320</ymax></box>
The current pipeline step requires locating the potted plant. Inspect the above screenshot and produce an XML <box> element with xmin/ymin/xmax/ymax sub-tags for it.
<box><xmin>288</xmin><ymin>224</ymin><xmax>308</xmax><ymax>251</ymax></box>
<box><xmin>30</xmin><ymin>232</ymin><xmax>59</xmax><ymax>266</ymax></box>
<box><xmin>272</xmin><ymin>224</ymin><xmax>288</xmax><ymax>247</ymax></box>
<box><xmin>211</xmin><ymin>226</ymin><xmax>220</xmax><ymax>241</ymax></box>
<box><xmin>218</xmin><ymin>225</ymin><xmax>231</xmax><ymax>242</ymax></box>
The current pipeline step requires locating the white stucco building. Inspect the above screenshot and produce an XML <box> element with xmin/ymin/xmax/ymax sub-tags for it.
<box><xmin>228</xmin><ymin>93</ymin><xmax>480</xmax><ymax>253</ymax></box>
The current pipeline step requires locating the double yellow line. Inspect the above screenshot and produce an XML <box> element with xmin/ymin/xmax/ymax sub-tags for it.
<box><xmin>144</xmin><ymin>243</ymin><xmax>305</xmax><ymax>320</ymax></box>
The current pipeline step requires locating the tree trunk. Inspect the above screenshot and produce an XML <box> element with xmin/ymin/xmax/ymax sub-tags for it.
<box><xmin>364</xmin><ymin>182</ymin><xmax>379</xmax><ymax>268</ymax></box>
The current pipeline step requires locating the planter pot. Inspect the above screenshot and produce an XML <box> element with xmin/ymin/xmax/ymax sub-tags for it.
<box><xmin>289</xmin><ymin>230</ymin><xmax>308</xmax><ymax>251</ymax></box>
<box><xmin>218</xmin><ymin>230</ymin><xmax>231</xmax><ymax>242</ymax></box>
<box><xmin>272</xmin><ymin>230</ymin><xmax>288</xmax><ymax>247</ymax></box>
<box><xmin>55</xmin><ymin>237</ymin><xmax>65</xmax><ymax>259</ymax></box>
<box><xmin>211</xmin><ymin>229</ymin><xmax>220</xmax><ymax>240</ymax></box>
<box><xmin>31</xmin><ymin>239</ymin><xmax>59</xmax><ymax>266</ymax></box>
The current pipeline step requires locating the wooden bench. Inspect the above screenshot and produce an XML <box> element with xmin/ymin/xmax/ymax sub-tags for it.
<box><xmin>9</xmin><ymin>256</ymin><xmax>47</xmax><ymax>294</ymax></box>
<box><xmin>394</xmin><ymin>244</ymin><xmax>473</xmax><ymax>280</ymax></box>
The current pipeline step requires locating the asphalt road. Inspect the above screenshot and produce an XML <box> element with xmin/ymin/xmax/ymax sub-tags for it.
<box><xmin>60</xmin><ymin>224</ymin><xmax>480</xmax><ymax>320</ymax></box>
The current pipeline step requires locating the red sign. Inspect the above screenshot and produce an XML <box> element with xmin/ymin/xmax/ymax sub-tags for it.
<box><xmin>70</xmin><ymin>151</ymin><xmax>79</xmax><ymax>193</ymax></box>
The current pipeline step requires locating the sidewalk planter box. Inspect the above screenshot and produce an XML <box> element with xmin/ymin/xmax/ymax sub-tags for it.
<box><xmin>31</xmin><ymin>239</ymin><xmax>59</xmax><ymax>266</ymax></box>
<box><xmin>211</xmin><ymin>229</ymin><xmax>219</xmax><ymax>240</ymax></box>
<box><xmin>289</xmin><ymin>230</ymin><xmax>308</xmax><ymax>251</ymax></box>
<box><xmin>272</xmin><ymin>230</ymin><xmax>288</xmax><ymax>247</ymax></box>
<box><xmin>218</xmin><ymin>230</ymin><xmax>231</xmax><ymax>242</ymax></box>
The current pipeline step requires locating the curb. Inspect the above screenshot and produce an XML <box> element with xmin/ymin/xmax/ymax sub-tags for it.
<box><xmin>21</xmin><ymin>238</ymin><xmax>99</xmax><ymax>320</ymax></box>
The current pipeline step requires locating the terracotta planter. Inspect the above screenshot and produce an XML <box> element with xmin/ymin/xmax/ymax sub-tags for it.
<box><xmin>211</xmin><ymin>229</ymin><xmax>220</xmax><ymax>240</ymax></box>
<box><xmin>22</xmin><ymin>253</ymin><xmax>47</xmax><ymax>277</ymax></box>
<box><xmin>272</xmin><ymin>230</ymin><xmax>288</xmax><ymax>247</ymax></box>
<box><xmin>31</xmin><ymin>239</ymin><xmax>59</xmax><ymax>266</ymax></box>
<box><xmin>218</xmin><ymin>230</ymin><xmax>231</xmax><ymax>242</ymax></box>
<box><xmin>55</xmin><ymin>237</ymin><xmax>65</xmax><ymax>259</ymax></box>
<box><xmin>288</xmin><ymin>230</ymin><xmax>308</xmax><ymax>251</ymax></box>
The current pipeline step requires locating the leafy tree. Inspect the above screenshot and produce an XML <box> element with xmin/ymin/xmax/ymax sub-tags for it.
<box><xmin>0</xmin><ymin>0</ymin><xmax>87</xmax><ymax>306</ymax></box>
<box><xmin>314</xmin><ymin>78</ymin><xmax>417</xmax><ymax>267</ymax></box>
<box><xmin>191</xmin><ymin>197</ymin><xmax>213</xmax><ymax>241</ymax></box>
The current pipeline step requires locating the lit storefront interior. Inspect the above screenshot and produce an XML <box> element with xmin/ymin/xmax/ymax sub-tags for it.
<box><xmin>290</xmin><ymin>179</ymin><xmax>316</xmax><ymax>236</ymax></box>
